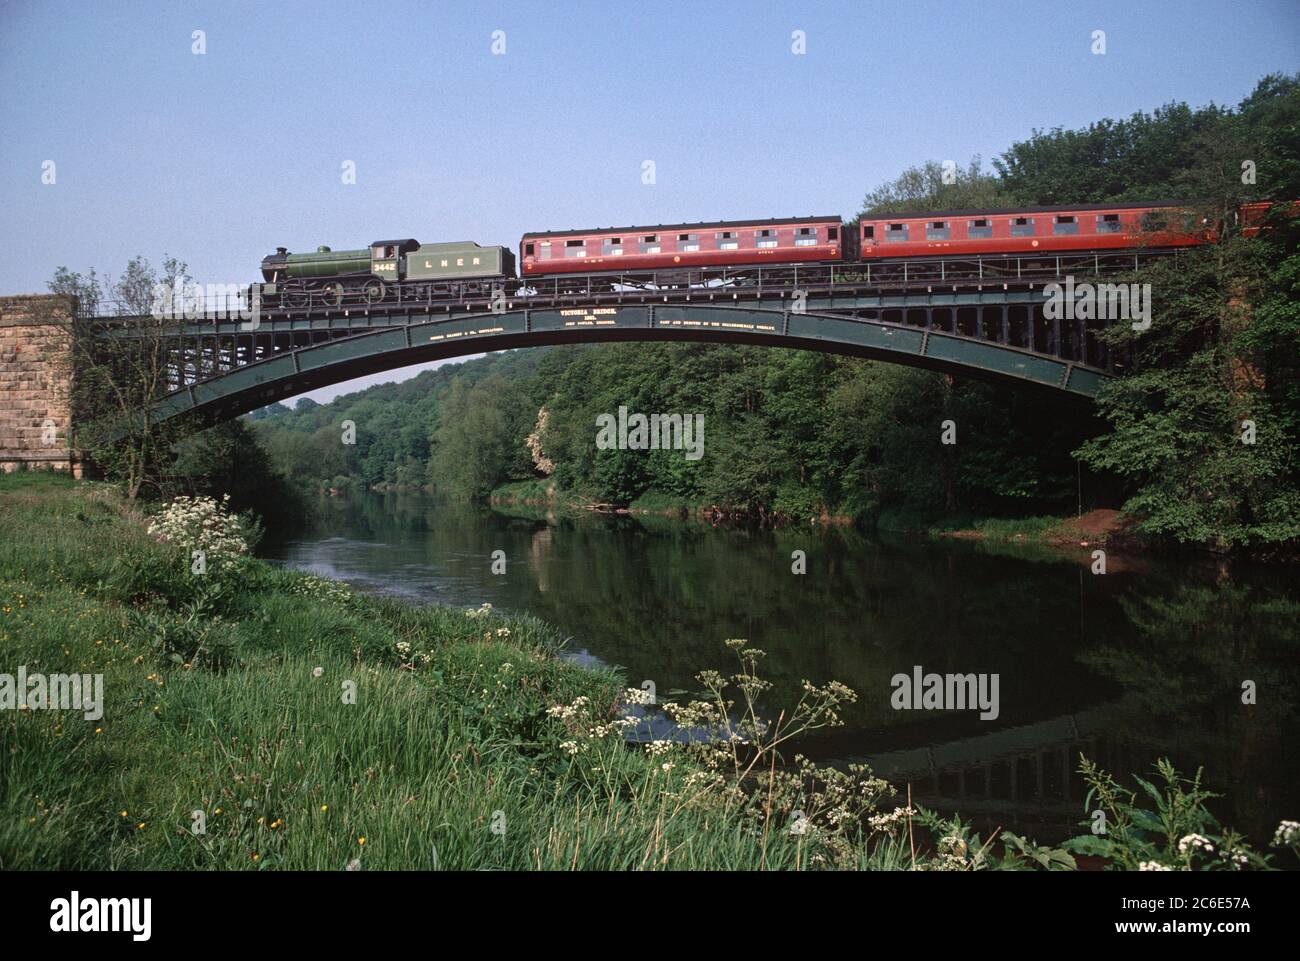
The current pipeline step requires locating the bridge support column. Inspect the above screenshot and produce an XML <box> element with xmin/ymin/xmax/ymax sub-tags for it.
<box><xmin>0</xmin><ymin>294</ymin><xmax>81</xmax><ymax>477</ymax></box>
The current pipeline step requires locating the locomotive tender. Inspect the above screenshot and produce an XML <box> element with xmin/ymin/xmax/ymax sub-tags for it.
<box><xmin>252</xmin><ymin>201</ymin><xmax>1282</xmax><ymax>309</ymax></box>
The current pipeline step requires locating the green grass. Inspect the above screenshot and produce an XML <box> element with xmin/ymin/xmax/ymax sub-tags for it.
<box><xmin>489</xmin><ymin>479</ymin><xmax>556</xmax><ymax>503</ymax></box>
<box><xmin>963</xmin><ymin>515</ymin><xmax>1070</xmax><ymax>540</ymax></box>
<box><xmin>877</xmin><ymin>507</ymin><xmax>1071</xmax><ymax>541</ymax></box>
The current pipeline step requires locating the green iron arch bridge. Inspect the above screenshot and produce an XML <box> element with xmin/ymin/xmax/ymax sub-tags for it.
<box><xmin>87</xmin><ymin>249</ymin><xmax>1160</xmax><ymax>432</ymax></box>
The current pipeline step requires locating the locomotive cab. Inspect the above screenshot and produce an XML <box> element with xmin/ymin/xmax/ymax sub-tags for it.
<box><xmin>370</xmin><ymin>238</ymin><xmax>419</xmax><ymax>281</ymax></box>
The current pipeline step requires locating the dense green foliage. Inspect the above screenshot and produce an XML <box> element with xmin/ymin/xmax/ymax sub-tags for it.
<box><xmin>1034</xmin><ymin>78</ymin><xmax>1300</xmax><ymax>550</ymax></box>
<box><xmin>253</xmin><ymin>345</ymin><xmax>1100</xmax><ymax>521</ymax></box>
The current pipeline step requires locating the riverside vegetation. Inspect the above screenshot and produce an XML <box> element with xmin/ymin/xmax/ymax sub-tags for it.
<box><xmin>2</xmin><ymin>473</ymin><xmax>1296</xmax><ymax>871</ymax></box>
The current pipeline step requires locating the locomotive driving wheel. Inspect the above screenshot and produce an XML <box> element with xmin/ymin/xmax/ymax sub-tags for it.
<box><xmin>283</xmin><ymin>283</ymin><xmax>309</xmax><ymax>310</ymax></box>
<box><xmin>363</xmin><ymin>281</ymin><xmax>386</xmax><ymax>305</ymax></box>
<box><xmin>319</xmin><ymin>282</ymin><xmax>344</xmax><ymax>308</ymax></box>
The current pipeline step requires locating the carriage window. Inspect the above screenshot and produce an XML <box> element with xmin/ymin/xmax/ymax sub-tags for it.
<box><xmin>564</xmin><ymin>239</ymin><xmax>586</xmax><ymax>257</ymax></box>
<box><xmin>1053</xmin><ymin>215</ymin><xmax>1079</xmax><ymax>235</ymax></box>
<box><xmin>1011</xmin><ymin>217</ymin><xmax>1035</xmax><ymax>237</ymax></box>
<box><xmin>1096</xmin><ymin>214</ymin><xmax>1121</xmax><ymax>233</ymax></box>
<box><xmin>539</xmin><ymin>241</ymin><xmax>552</xmax><ymax>260</ymax></box>
<box><xmin>968</xmin><ymin>218</ymin><xmax>993</xmax><ymax>239</ymax></box>
<box><xmin>677</xmin><ymin>233</ymin><xmax>699</xmax><ymax>252</ymax></box>
<box><xmin>863</xmin><ymin>225</ymin><xmax>875</xmax><ymax>240</ymax></box>
<box><xmin>756</xmin><ymin>228</ymin><xmax>777</xmax><ymax>249</ymax></box>
<box><xmin>828</xmin><ymin>226</ymin><xmax>838</xmax><ymax>241</ymax></box>
<box><xmin>639</xmin><ymin>235</ymin><xmax>661</xmax><ymax>254</ymax></box>
<box><xmin>795</xmin><ymin>227</ymin><xmax>817</xmax><ymax>247</ymax></box>
<box><xmin>601</xmin><ymin>237</ymin><xmax>624</xmax><ymax>255</ymax></box>
<box><xmin>925</xmin><ymin>220</ymin><xmax>950</xmax><ymax>240</ymax></box>
<box><xmin>885</xmin><ymin>223</ymin><xmax>908</xmax><ymax>241</ymax></box>
<box><xmin>643</xmin><ymin>235</ymin><xmax>657</xmax><ymax>243</ymax></box>
<box><xmin>525</xmin><ymin>243</ymin><xmax>535</xmax><ymax>256</ymax></box>
<box><xmin>1141</xmin><ymin>212</ymin><xmax>1169</xmax><ymax>231</ymax></box>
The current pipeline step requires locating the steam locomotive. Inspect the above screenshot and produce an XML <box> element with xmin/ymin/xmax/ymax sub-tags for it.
<box><xmin>253</xmin><ymin>201</ymin><xmax>1283</xmax><ymax>308</ymax></box>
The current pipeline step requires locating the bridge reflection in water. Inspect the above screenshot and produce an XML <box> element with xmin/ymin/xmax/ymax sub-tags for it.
<box><xmin>843</xmin><ymin>699</ymin><xmax>1146</xmax><ymax>834</ymax></box>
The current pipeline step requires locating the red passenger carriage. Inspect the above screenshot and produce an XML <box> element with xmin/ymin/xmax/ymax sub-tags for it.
<box><xmin>520</xmin><ymin>216</ymin><xmax>843</xmax><ymax>277</ymax></box>
<box><xmin>856</xmin><ymin>201</ymin><xmax>1210</xmax><ymax>259</ymax></box>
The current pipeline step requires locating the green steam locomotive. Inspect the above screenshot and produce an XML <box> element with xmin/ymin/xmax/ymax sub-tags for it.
<box><xmin>258</xmin><ymin>238</ymin><xmax>515</xmax><ymax>307</ymax></box>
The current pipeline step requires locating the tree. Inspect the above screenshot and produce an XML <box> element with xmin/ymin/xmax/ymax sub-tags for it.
<box><xmin>859</xmin><ymin>157</ymin><xmax>1011</xmax><ymax>216</ymax></box>
<box><xmin>47</xmin><ymin>256</ymin><xmax>190</xmax><ymax>498</ymax></box>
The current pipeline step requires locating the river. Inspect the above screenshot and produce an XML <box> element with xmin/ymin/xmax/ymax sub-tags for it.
<box><xmin>262</xmin><ymin>491</ymin><xmax>1299</xmax><ymax>846</ymax></box>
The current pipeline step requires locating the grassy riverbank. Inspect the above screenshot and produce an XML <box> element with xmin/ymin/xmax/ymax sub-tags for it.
<box><xmin>0</xmin><ymin>474</ymin><xmax>864</xmax><ymax>869</ymax></box>
<box><xmin>2</xmin><ymin>473</ymin><xmax>1292</xmax><ymax>871</ymax></box>
<box><xmin>879</xmin><ymin>508</ymin><xmax>1133</xmax><ymax>547</ymax></box>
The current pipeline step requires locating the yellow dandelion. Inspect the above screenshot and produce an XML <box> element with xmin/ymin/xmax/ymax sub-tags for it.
<box><xmin>357</xmin><ymin>836</ymin><xmax>366</xmax><ymax>846</ymax></box>
<box><xmin>320</xmin><ymin>805</ymin><xmax>328</xmax><ymax>812</ymax></box>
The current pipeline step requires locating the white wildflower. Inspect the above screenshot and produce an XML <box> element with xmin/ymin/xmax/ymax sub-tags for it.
<box><xmin>1177</xmin><ymin>833</ymin><xmax>1215</xmax><ymax>856</ymax></box>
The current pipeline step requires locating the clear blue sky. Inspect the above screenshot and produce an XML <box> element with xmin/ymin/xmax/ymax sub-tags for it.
<box><xmin>2</xmin><ymin>0</ymin><xmax>1297</xmax><ymax>399</ymax></box>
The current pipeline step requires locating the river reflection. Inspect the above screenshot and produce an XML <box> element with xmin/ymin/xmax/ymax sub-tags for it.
<box><xmin>261</xmin><ymin>491</ymin><xmax>1299</xmax><ymax>845</ymax></box>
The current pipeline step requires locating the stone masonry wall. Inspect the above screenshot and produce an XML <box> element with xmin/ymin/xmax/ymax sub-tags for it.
<box><xmin>0</xmin><ymin>294</ymin><xmax>80</xmax><ymax>476</ymax></box>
